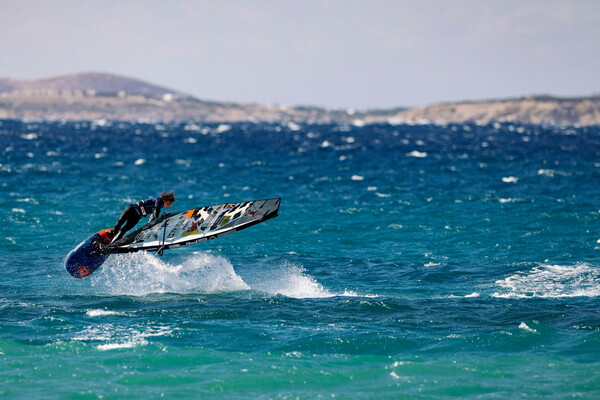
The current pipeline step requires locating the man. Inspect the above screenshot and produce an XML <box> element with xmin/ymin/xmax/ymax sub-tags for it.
<box><xmin>111</xmin><ymin>190</ymin><xmax>176</xmax><ymax>244</ymax></box>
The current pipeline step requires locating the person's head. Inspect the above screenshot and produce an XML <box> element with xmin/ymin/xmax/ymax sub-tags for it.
<box><xmin>161</xmin><ymin>190</ymin><xmax>176</xmax><ymax>209</ymax></box>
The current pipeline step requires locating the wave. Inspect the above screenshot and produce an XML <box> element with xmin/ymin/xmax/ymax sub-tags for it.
<box><xmin>493</xmin><ymin>264</ymin><xmax>600</xmax><ymax>299</ymax></box>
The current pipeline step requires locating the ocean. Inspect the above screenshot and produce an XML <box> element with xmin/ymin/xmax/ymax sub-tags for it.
<box><xmin>1</xmin><ymin>118</ymin><xmax>600</xmax><ymax>398</ymax></box>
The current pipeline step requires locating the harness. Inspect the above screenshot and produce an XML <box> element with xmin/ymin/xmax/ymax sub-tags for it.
<box><xmin>133</xmin><ymin>196</ymin><xmax>162</xmax><ymax>218</ymax></box>
<box><xmin>135</xmin><ymin>200</ymin><xmax>148</xmax><ymax>216</ymax></box>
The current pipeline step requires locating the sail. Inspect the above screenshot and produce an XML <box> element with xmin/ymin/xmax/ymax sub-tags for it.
<box><xmin>108</xmin><ymin>198</ymin><xmax>280</xmax><ymax>253</ymax></box>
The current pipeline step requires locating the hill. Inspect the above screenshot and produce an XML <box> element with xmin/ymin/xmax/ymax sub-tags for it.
<box><xmin>0</xmin><ymin>72</ymin><xmax>183</xmax><ymax>97</ymax></box>
<box><xmin>0</xmin><ymin>73</ymin><xmax>598</xmax><ymax>126</ymax></box>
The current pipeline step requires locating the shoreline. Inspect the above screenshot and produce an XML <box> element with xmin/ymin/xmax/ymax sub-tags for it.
<box><xmin>1</xmin><ymin>92</ymin><xmax>599</xmax><ymax>127</ymax></box>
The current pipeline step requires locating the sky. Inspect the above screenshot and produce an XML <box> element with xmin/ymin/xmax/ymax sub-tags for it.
<box><xmin>1</xmin><ymin>0</ymin><xmax>599</xmax><ymax>109</ymax></box>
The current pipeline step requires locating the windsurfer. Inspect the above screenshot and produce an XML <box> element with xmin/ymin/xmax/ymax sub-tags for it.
<box><xmin>110</xmin><ymin>190</ymin><xmax>175</xmax><ymax>244</ymax></box>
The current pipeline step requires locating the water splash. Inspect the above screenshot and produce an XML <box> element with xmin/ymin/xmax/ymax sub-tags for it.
<box><xmin>89</xmin><ymin>251</ymin><xmax>249</xmax><ymax>296</ymax></box>
<box><xmin>88</xmin><ymin>252</ymin><xmax>362</xmax><ymax>299</ymax></box>
<box><xmin>248</xmin><ymin>261</ymin><xmax>358</xmax><ymax>299</ymax></box>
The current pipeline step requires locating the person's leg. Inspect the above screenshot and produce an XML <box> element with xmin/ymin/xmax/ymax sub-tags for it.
<box><xmin>114</xmin><ymin>205</ymin><xmax>134</xmax><ymax>231</ymax></box>
<box><xmin>119</xmin><ymin>217</ymin><xmax>140</xmax><ymax>236</ymax></box>
<box><xmin>112</xmin><ymin>205</ymin><xmax>140</xmax><ymax>243</ymax></box>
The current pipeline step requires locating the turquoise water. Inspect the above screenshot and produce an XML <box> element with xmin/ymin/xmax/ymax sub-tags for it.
<box><xmin>1</xmin><ymin>119</ymin><xmax>600</xmax><ymax>398</ymax></box>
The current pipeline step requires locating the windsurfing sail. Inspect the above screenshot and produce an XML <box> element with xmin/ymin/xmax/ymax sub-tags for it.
<box><xmin>107</xmin><ymin>198</ymin><xmax>280</xmax><ymax>254</ymax></box>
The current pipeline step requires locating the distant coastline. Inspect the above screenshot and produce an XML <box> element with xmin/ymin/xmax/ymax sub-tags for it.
<box><xmin>1</xmin><ymin>73</ymin><xmax>598</xmax><ymax>126</ymax></box>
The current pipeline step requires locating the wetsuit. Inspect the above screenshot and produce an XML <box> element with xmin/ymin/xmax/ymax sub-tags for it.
<box><xmin>112</xmin><ymin>196</ymin><xmax>164</xmax><ymax>243</ymax></box>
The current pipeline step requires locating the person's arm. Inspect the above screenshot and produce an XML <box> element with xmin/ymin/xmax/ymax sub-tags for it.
<box><xmin>149</xmin><ymin>197</ymin><xmax>163</xmax><ymax>222</ymax></box>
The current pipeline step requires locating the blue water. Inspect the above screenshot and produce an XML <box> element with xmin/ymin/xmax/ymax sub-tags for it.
<box><xmin>2</xmin><ymin>119</ymin><xmax>600</xmax><ymax>398</ymax></box>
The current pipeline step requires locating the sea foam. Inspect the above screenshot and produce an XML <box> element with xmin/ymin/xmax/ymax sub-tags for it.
<box><xmin>493</xmin><ymin>264</ymin><xmax>600</xmax><ymax>299</ymax></box>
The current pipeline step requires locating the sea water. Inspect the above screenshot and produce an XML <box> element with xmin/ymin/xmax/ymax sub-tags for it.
<box><xmin>1</xmin><ymin>119</ymin><xmax>600</xmax><ymax>398</ymax></box>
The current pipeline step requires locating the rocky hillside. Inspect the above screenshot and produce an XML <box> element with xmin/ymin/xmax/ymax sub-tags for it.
<box><xmin>380</xmin><ymin>96</ymin><xmax>600</xmax><ymax>127</ymax></box>
<box><xmin>0</xmin><ymin>73</ymin><xmax>598</xmax><ymax>126</ymax></box>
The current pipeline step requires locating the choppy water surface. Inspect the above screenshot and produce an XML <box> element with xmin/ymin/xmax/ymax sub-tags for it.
<box><xmin>1</xmin><ymin>119</ymin><xmax>600</xmax><ymax>398</ymax></box>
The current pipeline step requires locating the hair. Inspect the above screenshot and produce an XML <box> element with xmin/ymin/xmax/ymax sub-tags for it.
<box><xmin>161</xmin><ymin>190</ymin><xmax>176</xmax><ymax>203</ymax></box>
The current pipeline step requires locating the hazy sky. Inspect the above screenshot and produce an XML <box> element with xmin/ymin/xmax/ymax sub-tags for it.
<box><xmin>1</xmin><ymin>1</ymin><xmax>599</xmax><ymax>109</ymax></box>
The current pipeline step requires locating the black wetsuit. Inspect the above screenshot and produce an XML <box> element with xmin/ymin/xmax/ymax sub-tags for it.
<box><xmin>112</xmin><ymin>196</ymin><xmax>164</xmax><ymax>242</ymax></box>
